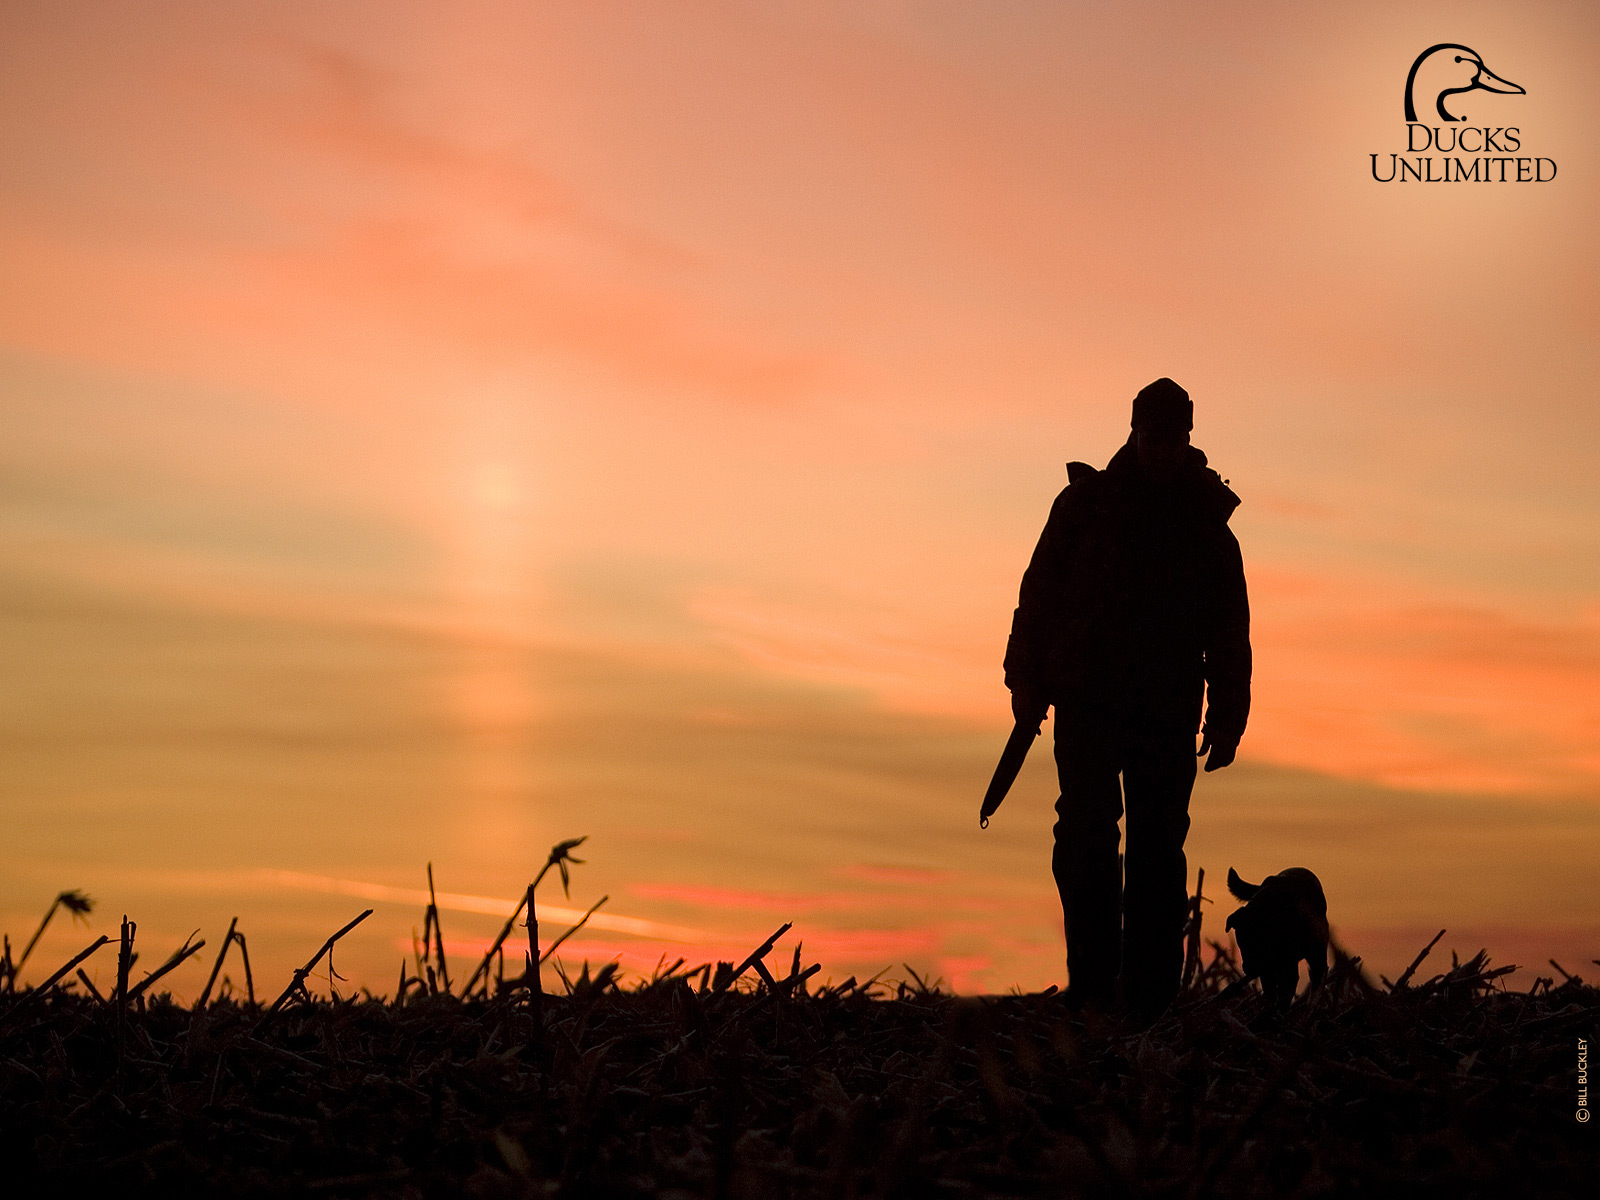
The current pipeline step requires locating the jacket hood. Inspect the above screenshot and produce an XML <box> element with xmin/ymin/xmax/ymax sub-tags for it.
<box><xmin>1106</xmin><ymin>438</ymin><xmax>1240</xmax><ymax>522</ymax></box>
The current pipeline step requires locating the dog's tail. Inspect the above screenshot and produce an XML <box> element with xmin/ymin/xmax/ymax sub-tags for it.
<box><xmin>1226</xmin><ymin>867</ymin><xmax>1259</xmax><ymax>901</ymax></box>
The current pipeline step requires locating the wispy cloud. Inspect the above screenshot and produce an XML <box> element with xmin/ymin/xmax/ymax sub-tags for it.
<box><xmin>1250</xmin><ymin>569</ymin><xmax>1600</xmax><ymax>793</ymax></box>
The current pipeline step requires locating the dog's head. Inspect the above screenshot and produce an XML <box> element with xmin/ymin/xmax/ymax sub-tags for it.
<box><xmin>1224</xmin><ymin>866</ymin><xmax>1329</xmax><ymax>941</ymax></box>
<box><xmin>1225</xmin><ymin>867</ymin><xmax>1257</xmax><ymax>936</ymax></box>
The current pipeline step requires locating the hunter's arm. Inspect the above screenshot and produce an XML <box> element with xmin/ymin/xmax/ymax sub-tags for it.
<box><xmin>1202</xmin><ymin>525</ymin><xmax>1251</xmax><ymax>746</ymax></box>
<box><xmin>1004</xmin><ymin>487</ymin><xmax>1073</xmax><ymax>700</ymax></box>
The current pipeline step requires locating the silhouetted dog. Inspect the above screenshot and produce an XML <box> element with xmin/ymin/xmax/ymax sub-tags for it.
<box><xmin>1224</xmin><ymin>867</ymin><xmax>1329</xmax><ymax>1010</ymax></box>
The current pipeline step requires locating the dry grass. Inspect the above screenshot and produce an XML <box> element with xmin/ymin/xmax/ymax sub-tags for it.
<box><xmin>1</xmin><ymin>860</ymin><xmax>1594</xmax><ymax>1197</ymax></box>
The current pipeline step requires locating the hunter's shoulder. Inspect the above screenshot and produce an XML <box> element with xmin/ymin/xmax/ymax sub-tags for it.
<box><xmin>1065</xmin><ymin>460</ymin><xmax>1114</xmax><ymax>500</ymax></box>
<box><xmin>1066</xmin><ymin>460</ymin><xmax>1100</xmax><ymax>487</ymax></box>
<box><xmin>1045</xmin><ymin>462</ymin><xmax>1106</xmax><ymax>519</ymax></box>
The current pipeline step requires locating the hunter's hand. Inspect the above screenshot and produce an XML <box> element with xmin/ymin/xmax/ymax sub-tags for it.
<box><xmin>1198</xmin><ymin>734</ymin><xmax>1237</xmax><ymax>772</ymax></box>
<box><xmin>1010</xmin><ymin>685</ymin><xmax>1048</xmax><ymax>727</ymax></box>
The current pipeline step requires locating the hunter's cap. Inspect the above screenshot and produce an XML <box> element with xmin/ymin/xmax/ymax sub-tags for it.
<box><xmin>1131</xmin><ymin>378</ymin><xmax>1193</xmax><ymax>431</ymax></box>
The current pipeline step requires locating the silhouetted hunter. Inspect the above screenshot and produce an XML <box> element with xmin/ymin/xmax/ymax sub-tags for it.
<box><xmin>1003</xmin><ymin>379</ymin><xmax>1250</xmax><ymax>1021</ymax></box>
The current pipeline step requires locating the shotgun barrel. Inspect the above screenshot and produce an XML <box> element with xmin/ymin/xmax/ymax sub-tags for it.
<box><xmin>979</xmin><ymin>718</ymin><xmax>1042</xmax><ymax>827</ymax></box>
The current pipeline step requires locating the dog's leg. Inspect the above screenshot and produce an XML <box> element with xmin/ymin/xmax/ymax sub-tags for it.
<box><xmin>1306</xmin><ymin>950</ymin><xmax>1328</xmax><ymax>989</ymax></box>
<box><xmin>1262</xmin><ymin>965</ymin><xmax>1298</xmax><ymax>1011</ymax></box>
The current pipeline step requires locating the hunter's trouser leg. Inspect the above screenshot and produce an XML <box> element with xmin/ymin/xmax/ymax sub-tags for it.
<box><xmin>1120</xmin><ymin>736</ymin><xmax>1196</xmax><ymax>1019</ymax></box>
<box><xmin>1053</xmin><ymin>728</ymin><xmax>1123</xmax><ymax>1004</ymax></box>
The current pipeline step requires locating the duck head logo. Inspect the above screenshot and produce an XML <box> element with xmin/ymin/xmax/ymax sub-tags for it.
<box><xmin>1404</xmin><ymin>43</ymin><xmax>1524</xmax><ymax>123</ymax></box>
<box><xmin>1370</xmin><ymin>42</ymin><xmax>1552</xmax><ymax>183</ymax></box>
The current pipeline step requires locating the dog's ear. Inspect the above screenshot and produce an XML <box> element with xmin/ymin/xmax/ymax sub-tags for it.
<box><xmin>1226</xmin><ymin>867</ymin><xmax>1259</xmax><ymax>900</ymax></box>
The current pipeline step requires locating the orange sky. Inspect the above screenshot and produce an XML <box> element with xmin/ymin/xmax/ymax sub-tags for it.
<box><xmin>2</xmin><ymin>1</ymin><xmax>1597</xmax><ymax>995</ymax></box>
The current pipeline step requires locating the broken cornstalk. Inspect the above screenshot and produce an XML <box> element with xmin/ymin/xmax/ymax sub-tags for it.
<box><xmin>262</xmin><ymin>910</ymin><xmax>373</xmax><ymax>1018</ymax></box>
<box><xmin>196</xmin><ymin>918</ymin><xmax>239</xmax><ymax>1009</ymax></box>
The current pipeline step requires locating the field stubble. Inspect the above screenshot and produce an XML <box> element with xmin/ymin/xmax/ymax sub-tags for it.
<box><xmin>1</xmin><ymin>856</ymin><xmax>1594</xmax><ymax>1197</ymax></box>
